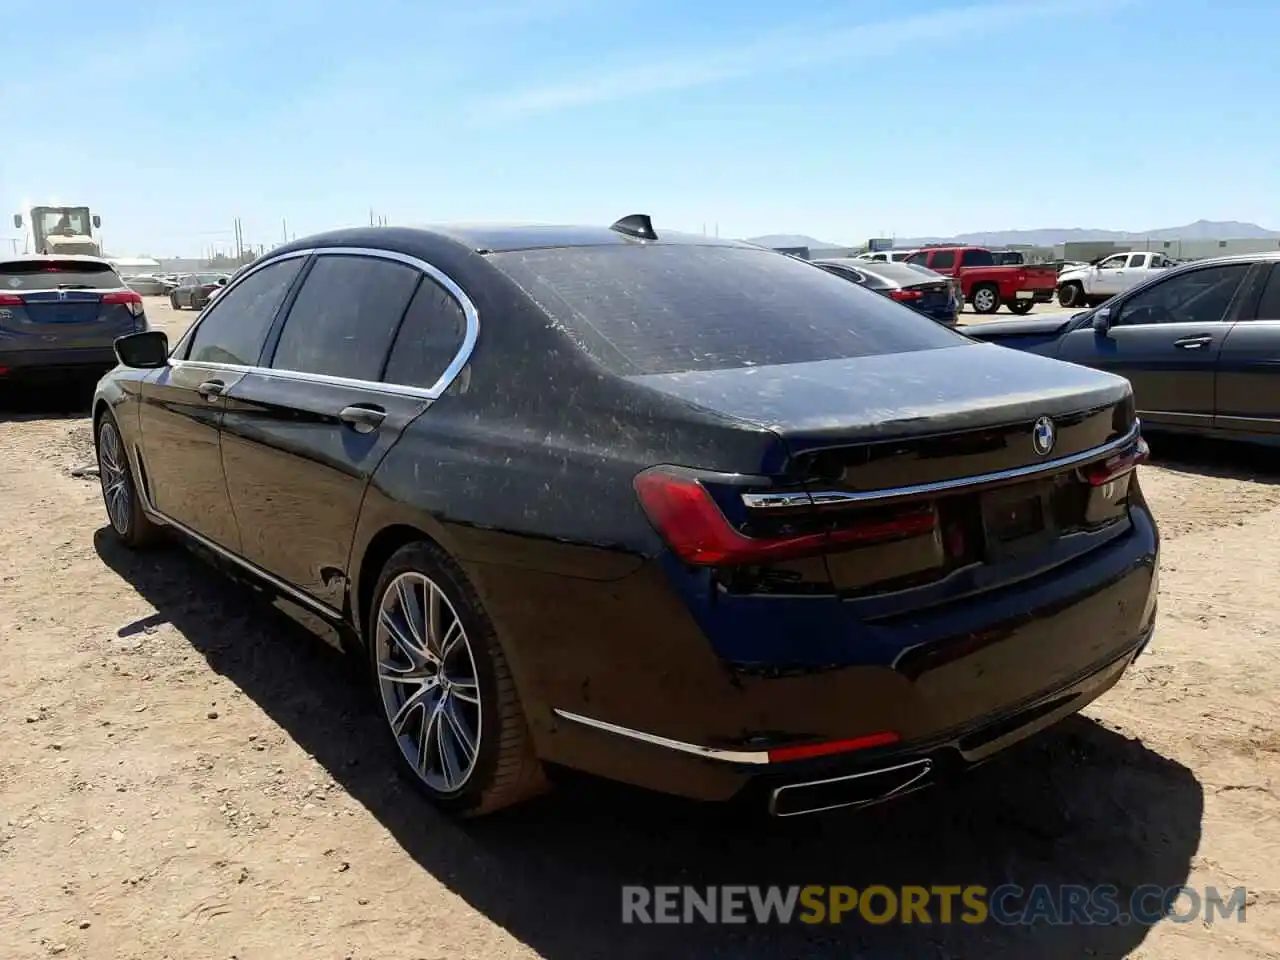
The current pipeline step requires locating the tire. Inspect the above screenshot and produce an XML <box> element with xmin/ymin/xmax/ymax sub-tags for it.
<box><xmin>95</xmin><ymin>411</ymin><xmax>161</xmax><ymax>549</ymax></box>
<box><xmin>169</xmin><ymin>292</ymin><xmax>181</xmax><ymax>310</ymax></box>
<box><xmin>1007</xmin><ymin>300</ymin><xmax>1035</xmax><ymax>315</ymax></box>
<box><xmin>972</xmin><ymin>284</ymin><xmax>1001</xmax><ymax>314</ymax></box>
<box><xmin>368</xmin><ymin>541</ymin><xmax>547</xmax><ymax>817</ymax></box>
<box><xmin>1058</xmin><ymin>282</ymin><xmax>1083</xmax><ymax>308</ymax></box>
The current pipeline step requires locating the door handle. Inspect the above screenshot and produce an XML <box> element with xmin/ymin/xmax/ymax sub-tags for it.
<box><xmin>338</xmin><ymin>405</ymin><xmax>387</xmax><ymax>433</ymax></box>
<box><xmin>1174</xmin><ymin>335</ymin><xmax>1213</xmax><ymax>350</ymax></box>
<box><xmin>196</xmin><ymin>379</ymin><xmax>225</xmax><ymax>400</ymax></box>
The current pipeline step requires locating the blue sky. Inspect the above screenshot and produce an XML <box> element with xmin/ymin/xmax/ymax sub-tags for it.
<box><xmin>1</xmin><ymin>0</ymin><xmax>1274</xmax><ymax>256</ymax></box>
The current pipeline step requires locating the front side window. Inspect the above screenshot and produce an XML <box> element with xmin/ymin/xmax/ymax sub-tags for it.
<box><xmin>270</xmin><ymin>254</ymin><xmax>420</xmax><ymax>381</ymax></box>
<box><xmin>1115</xmin><ymin>264</ymin><xmax>1251</xmax><ymax>327</ymax></box>
<box><xmin>185</xmin><ymin>257</ymin><xmax>305</xmax><ymax>365</ymax></box>
<box><xmin>1098</xmin><ymin>255</ymin><xmax>1128</xmax><ymax>270</ymax></box>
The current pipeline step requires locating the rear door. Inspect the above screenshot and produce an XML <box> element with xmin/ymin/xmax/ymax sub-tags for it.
<box><xmin>1216</xmin><ymin>262</ymin><xmax>1280</xmax><ymax>436</ymax></box>
<box><xmin>0</xmin><ymin>259</ymin><xmax>140</xmax><ymax>353</ymax></box>
<box><xmin>138</xmin><ymin>255</ymin><xmax>308</xmax><ymax>549</ymax></box>
<box><xmin>218</xmin><ymin>251</ymin><xmax>434</xmax><ymax>611</ymax></box>
<box><xmin>1055</xmin><ymin>261</ymin><xmax>1255</xmax><ymax>429</ymax></box>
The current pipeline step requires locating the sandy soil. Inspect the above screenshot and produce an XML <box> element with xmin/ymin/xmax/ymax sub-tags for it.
<box><xmin>1</xmin><ymin>300</ymin><xmax>1278</xmax><ymax>959</ymax></box>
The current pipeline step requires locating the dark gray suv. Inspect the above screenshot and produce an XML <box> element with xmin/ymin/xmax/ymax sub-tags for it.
<box><xmin>0</xmin><ymin>255</ymin><xmax>147</xmax><ymax>384</ymax></box>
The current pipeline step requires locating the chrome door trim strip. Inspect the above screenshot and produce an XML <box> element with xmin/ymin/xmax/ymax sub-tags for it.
<box><xmin>742</xmin><ymin>421</ymin><xmax>1143</xmax><ymax>510</ymax></box>
<box><xmin>171</xmin><ymin>245</ymin><xmax>479</xmax><ymax>401</ymax></box>
<box><xmin>552</xmin><ymin>709</ymin><xmax>771</xmax><ymax>764</ymax></box>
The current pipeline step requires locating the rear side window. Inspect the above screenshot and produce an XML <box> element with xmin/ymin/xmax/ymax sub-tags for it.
<box><xmin>383</xmin><ymin>275</ymin><xmax>469</xmax><ymax>390</ymax></box>
<box><xmin>959</xmin><ymin>249</ymin><xmax>994</xmax><ymax>267</ymax></box>
<box><xmin>929</xmin><ymin>250</ymin><xmax>957</xmax><ymax>269</ymax></box>
<box><xmin>186</xmin><ymin>258</ymin><xmax>304</xmax><ymax>365</ymax></box>
<box><xmin>490</xmin><ymin>245</ymin><xmax>966</xmax><ymax>376</ymax></box>
<box><xmin>0</xmin><ymin>260</ymin><xmax>123</xmax><ymax>291</ymax></box>
<box><xmin>270</xmin><ymin>254</ymin><xmax>419</xmax><ymax>381</ymax></box>
<box><xmin>1252</xmin><ymin>265</ymin><xmax>1280</xmax><ymax>321</ymax></box>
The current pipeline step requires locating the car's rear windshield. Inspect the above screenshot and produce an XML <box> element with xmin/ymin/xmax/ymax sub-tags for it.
<box><xmin>489</xmin><ymin>245</ymin><xmax>967</xmax><ymax>375</ymax></box>
<box><xmin>0</xmin><ymin>260</ymin><xmax>124</xmax><ymax>291</ymax></box>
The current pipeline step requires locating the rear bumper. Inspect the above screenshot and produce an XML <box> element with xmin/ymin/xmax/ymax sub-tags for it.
<box><xmin>484</xmin><ymin>505</ymin><xmax>1158</xmax><ymax>808</ymax></box>
<box><xmin>0</xmin><ymin>346</ymin><xmax>118</xmax><ymax>378</ymax></box>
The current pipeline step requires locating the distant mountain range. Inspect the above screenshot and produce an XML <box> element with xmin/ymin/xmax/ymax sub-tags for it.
<box><xmin>747</xmin><ymin>220</ymin><xmax>1280</xmax><ymax>250</ymax></box>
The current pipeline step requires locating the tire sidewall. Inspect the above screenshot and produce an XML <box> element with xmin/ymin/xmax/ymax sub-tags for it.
<box><xmin>367</xmin><ymin>543</ymin><xmax>507</xmax><ymax>813</ymax></box>
<box><xmin>974</xmin><ymin>285</ymin><xmax>999</xmax><ymax>313</ymax></box>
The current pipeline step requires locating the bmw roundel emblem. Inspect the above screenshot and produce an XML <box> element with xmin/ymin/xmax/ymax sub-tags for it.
<box><xmin>1032</xmin><ymin>416</ymin><xmax>1056</xmax><ymax>456</ymax></box>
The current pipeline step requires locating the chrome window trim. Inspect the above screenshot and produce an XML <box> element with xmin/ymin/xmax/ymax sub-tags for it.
<box><xmin>742</xmin><ymin>421</ymin><xmax>1143</xmax><ymax>510</ymax></box>
<box><xmin>552</xmin><ymin>709</ymin><xmax>771</xmax><ymax>764</ymax></box>
<box><xmin>172</xmin><ymin>245</ymin><xmax>479</xmax><ymax>400</ymax></box>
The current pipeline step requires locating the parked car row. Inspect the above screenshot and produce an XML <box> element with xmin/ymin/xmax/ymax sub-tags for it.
<box><xmin>968</xmin><ymin>250</ymin><xmax>1280</xmax><ymax>444</ymax></box>
<box><xmin>853</xmin><ymin>246</ymin><xmax>1060</xmax><ymax>314</ymax></box>
<box><xmin>87</xmin><ymin>216</ymin><xmax>1158</xmax><ymax>821</ymax></box>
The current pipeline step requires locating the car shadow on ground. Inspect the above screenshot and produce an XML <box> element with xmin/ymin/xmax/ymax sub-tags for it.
<box><xmin>95</xmin><ymin>530</ymin><xmax>1202</xmax><ymax>960</ymax></box>
<box><xmin>0</xmin><ymin>379</ymin><xmax>97</xmax><ymax>421</ymax></box>
<box><xmin>1146</xmin><ymin>431</ymin><xmax>1280</xmax><ymax>483</ymax></box>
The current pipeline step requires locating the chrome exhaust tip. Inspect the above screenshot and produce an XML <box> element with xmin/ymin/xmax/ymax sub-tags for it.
<box><xmin>768</xmin><ymin>758</ymin><xmax>933</xmax><ymax>818</ymax></box>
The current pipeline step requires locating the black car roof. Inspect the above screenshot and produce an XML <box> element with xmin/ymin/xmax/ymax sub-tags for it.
<box><xmin>265</xmin><ymin>223</ymin><xmax>755</xmax><ymax>261</ymax></box>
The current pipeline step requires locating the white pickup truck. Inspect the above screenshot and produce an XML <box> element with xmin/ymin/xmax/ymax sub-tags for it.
<box><xmin>1056</xmin><ymin>251</ymin><xmax>1173</xmax><ymax>308</ymax></box>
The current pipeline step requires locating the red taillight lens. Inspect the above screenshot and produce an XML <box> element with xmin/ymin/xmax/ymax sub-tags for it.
<box><xmin>103</xmin><ymin>290</ymin><xmax>146</xmax><ymax>318</ymax></box>
<box><xmin>768</xmin><ymin>731</ymin><xmax>901</xmax><ymax>763</ymax></box>
<box><xmin>889</xmin><ymin>289</ymin><xmax>923</xmax><ymax>302</ymax></box>
<box><xmin>632</xmin><ymin>468</ymin><xmax>938</xmax><ymax>566</ymax></box>
<box><xmin>0</xmin><ymin>293</ymin><xmax>22</xmax><ymax>306</ymax></box>
<box><xmin>1082</xmin><ymin>436</ymin><xmax>1150</xmax><ymax>487</ymax></box>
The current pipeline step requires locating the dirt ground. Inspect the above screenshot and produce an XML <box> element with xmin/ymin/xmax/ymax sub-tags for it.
<box><xmin>1</xmin><ymin>299</ymin><xmax>1278</xmax><ymax>959</ymax></box>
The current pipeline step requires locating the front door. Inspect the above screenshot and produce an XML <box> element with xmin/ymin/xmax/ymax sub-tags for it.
<box><xmin>1091</xmin><ymin>254</ymin><xmax>1130</xmax><ymax>297</ymax></box>
<box><xmin>1056</xmin><ymin>261</ymin><xmax>1254</xmax><ymax>429</ymax></box>
<box><xmin>137</xmin><ymin>255</ymin><xmax>308</xmax><ymax>548</ymax></box>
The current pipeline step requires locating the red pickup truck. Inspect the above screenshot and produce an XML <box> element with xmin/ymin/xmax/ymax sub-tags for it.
<box><xmin>903</xmin><ymin>246</ymin><xmax>1059</xmax><ymax>315</ymax></box>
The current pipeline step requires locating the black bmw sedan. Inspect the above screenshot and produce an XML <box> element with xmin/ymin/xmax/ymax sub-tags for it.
<box><xmin>93</xmin><ymin>217</ymin><xmax>1159</xmax><ymax>818</ymax></box>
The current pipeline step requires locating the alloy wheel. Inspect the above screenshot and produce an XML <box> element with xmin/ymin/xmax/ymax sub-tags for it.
<box><xmin>374</xmin><ymin>571</ymin><xmax>482</xmax><ymax>793</ymax></box>
<box><xmin>97</xmin><ymin>420</ymin><xmax>131</xmax><ymax>535</ymax></box>
<box><xmin>974</xmin><ymin>288</ymin><xmax>996</xmax><ymax>312</ymax></box>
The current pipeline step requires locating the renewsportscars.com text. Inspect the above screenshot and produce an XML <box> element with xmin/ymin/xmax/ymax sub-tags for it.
<box><xmin>621</xmin><ymin>884</ymin><xmax>1247</xmax><ymax>926</ymax></box>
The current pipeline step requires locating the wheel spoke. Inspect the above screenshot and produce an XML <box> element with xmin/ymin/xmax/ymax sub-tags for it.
<box><xmin>438</xmin><ymin>619</ymin><xmax>463</xmax><ymax>663</ymax></box>
<box><xmin>442</xmin><ymin>698</ymin><xmax>478</xmax><ymax>766</ymax></box>
<box><xmin>379</xmin><ymin>607</ymin><xmax>429</xmax><ymax>669</ymax></box>
<box><xmin>420</xmin><ymin>696</ymin><xmax>447</xmax><ymax>776</ymax></box>
<box><xmin>377</xmin><ymin>659</ymin><xmax>427</xmax><ymax>684</ymax></box>
<box><xmin>426</xmin><ymin>581</ymin><xmax>444</xmax><ymax>659</ymax></box>
<box><xmin>449</xmin><ymin>677</ymin><xmax>480</xmax><ymax>705</ymax></box>
<box><xmin>389</xmin><ymin>679</ymin><xmax>437</xmax><ymax>735</ymax></box>
<box><xmin>435</xmin><ymin>700</ymin><xmax>460</xmax><ymax>787</ymax></box>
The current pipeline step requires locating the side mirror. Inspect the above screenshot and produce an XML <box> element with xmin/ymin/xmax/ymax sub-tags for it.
<box><xmin>1092</xmin><ymin>308</ymin><xmax>1113</xmax><ymax>334</ymax></box>
<box><xmin>113</xmin><ymin>330</ymin><xmax>169</xmax><ymax>369</ymax></box>
<box><xmin>92</xmin><ymin>215</ymin><xmax>102</xmax><ymax>228</ymax></box>
<box><xmin>12</xmin><ymin>214</ymin><xmax>21</xmax><ymax>228</ymax></box>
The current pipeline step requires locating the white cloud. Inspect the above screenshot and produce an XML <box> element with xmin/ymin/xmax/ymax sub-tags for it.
<box><xmin>482</xmin><ymin>0</ymin><xmax>1137</xmax><ymax>116</ymax></box>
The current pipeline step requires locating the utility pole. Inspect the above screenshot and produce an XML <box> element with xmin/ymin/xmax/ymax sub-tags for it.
<box><xmin>282</xmin><ymin>218</ymin><xmax>288</xmax><ymax>245</ymax></box>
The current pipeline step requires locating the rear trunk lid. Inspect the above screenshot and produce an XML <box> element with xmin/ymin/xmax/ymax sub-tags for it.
<box><xmin>630</xmin><ymin>343</ymin><xmax>1139</xmax><ymax>601</ymax></box>
<box><xmin>0</xmin><ymin>260</ymin><xmax>139</xmax><ymax>349</ymax></box>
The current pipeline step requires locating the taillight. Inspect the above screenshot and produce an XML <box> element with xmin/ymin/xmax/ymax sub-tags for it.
<box><xmin>103</xmin><ymin>290</ymin><xmax>146</xmax><ymax>318</ymax></box>
<box><xmin>889</xmin><ymin>289</ymin><xmax>923</xmax><ymax>302</ymax></box>
<box><xmin>633</xmin><ymin>467</ymin><xmax>938</xmax><ymax>566</ymax></box>
<box><xmin>1081</xmin><ymin>436</ymin><xmax>1150</xmax><ymax>487</ymax></box>
<box><xmin>0</xmin><ymin>293</ymin><xmax>22</xmax><ymax>306</ymax></box>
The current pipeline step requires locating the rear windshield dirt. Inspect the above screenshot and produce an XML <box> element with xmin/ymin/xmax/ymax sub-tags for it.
<box><xmin>0</xmin><ymin>261</ymin><xmax>124</xmax><ymax>292</ymax></box>
<box><xmin>490</xmin><ymin>244</ymin><xmax>967</xmax><ymax>375</ymax></box>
